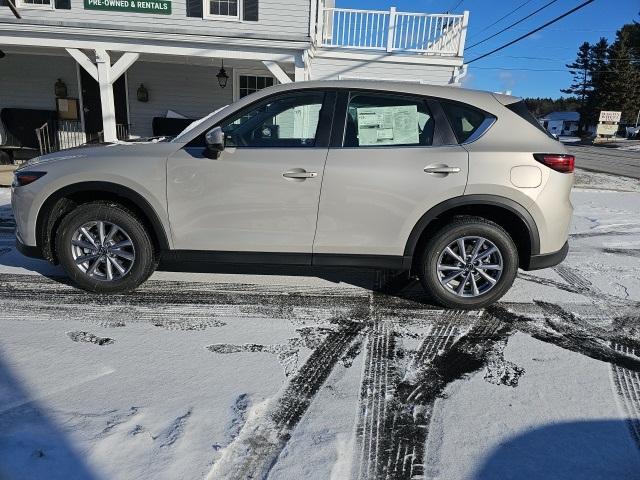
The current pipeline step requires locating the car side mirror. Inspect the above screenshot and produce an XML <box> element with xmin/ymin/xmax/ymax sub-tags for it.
<box><xmin>205</xmin><ymin>126</ymin><xmax>225</xmax><ymax>159</ymax></box>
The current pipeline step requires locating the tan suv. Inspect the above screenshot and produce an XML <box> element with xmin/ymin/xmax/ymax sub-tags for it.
<box><xmin>11</xmin><ymin>81</ymin><xmax>573</xmax><ymax>309</ymax></box>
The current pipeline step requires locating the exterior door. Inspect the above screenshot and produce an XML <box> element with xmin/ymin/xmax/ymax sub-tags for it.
<box><xmin>314</xmin><ymin>91</ymin><xmax>469</xmax><ymax>257</ymax></box>
<box><xmin>80</xmin><ymin>68</ymin><xmax>128</xmax><ymax>142</ymax></box>
<box><xmin>167</xmin><ymin>90</ymin><xmax>334</xmax><ymax>257</ymax></box>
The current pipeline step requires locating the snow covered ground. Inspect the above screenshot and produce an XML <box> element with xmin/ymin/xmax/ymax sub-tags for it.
<box><xmin>0</xmin><ymin>171</ymin><xmax>639</xmax><ymax>480</ymax></box>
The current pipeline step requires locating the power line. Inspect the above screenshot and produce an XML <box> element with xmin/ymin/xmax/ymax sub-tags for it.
<box><xmin>466</xmin><ymin>0</ymin><xmax>560</xmax><ymax>51</ymax></box>
<box><xmin>471</xmin><ymin>66</ymin><xmax>620</xmax><ymax>72</ymax></box>
<box><xmin>447</xmin><ymin>0</ymin><xmax>464</xmax><ymax>12</ymax></box>
<box><xmin>466</xmin><ymin>0</ymin><xmax>597</xmax><ymax>64</ymax></box>
<box><xmin>468</xmin><ymin>0</ymin><xmax>535</xmax><ymax>39</ymax></box>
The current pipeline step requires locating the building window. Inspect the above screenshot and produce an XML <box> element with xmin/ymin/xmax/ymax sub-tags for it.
<box><xmin>17</xmin><ymin>0</ymin><xmax>54</xmax><ymax>9</ymax></box>
<box><xmin>238</xmin><ymin>75</ymin><xmax>274</xmax><ymax>99</ymax></box>
<box><xmin>205</xmin><ymin>0</ymin><xmax>240</xmax><ymax>19</ymax></box>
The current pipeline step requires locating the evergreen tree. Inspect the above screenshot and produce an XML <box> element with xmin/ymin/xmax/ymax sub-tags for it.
<box><xmin>602</xmin><ymin>24</ymin><xmax>640</xmax><ymax>124</ymax></box>
<box><xmin>561</xmin><ymin>42</ymin><xmax>592</xmax><ymax>133</ymax></box>
<box><xmin>586</xmin><ymin>38</ymin><xmax>609</xmax><ymax>128</ymax></box>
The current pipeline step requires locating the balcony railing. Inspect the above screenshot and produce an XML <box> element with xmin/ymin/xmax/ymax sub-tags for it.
<box><xmin>319</xmin><ymin>7</ymin><xmax>468</xmax><ymax>56</ymax></box>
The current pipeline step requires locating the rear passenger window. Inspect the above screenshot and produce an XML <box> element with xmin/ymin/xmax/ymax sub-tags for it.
<box><xmin>343</xmin><ymin>93</ymin><xmax>434</xmax><ymax>147</ymax></box>
<box><xmin>441</xmin><ymin>102</ymin><xmax>491</xmax><ymax>143</ymax></box>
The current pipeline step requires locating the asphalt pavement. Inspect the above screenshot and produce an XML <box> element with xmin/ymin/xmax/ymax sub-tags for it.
<box><xmin>567</xmin><ymin>143</ymin><xmax>640</xmax><ymax>179</ymax></box>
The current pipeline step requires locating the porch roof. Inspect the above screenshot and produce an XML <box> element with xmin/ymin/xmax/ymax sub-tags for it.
<box><xmin>0</xmin><ymin>20</ymin><xmax>307</xmax><ymax>62</ymax></box>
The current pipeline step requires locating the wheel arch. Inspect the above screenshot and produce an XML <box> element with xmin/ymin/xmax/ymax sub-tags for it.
<box><xmin>36</xmin><ymin>181</ymin><xmax>170</xmax><ymax>262</ymax></box>
<box><xmin>405</xmin><ymin>195</ymin><xmax>540</xmax><ymax>268</ymax></box>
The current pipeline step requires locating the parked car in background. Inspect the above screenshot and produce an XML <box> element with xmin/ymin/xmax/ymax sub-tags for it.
<box><xmin>11</xmin><ymin>81</ymin><xmax>574</xmax><ymax>309</ymax></box>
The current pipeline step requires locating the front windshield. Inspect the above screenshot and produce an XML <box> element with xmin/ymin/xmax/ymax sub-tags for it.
<box><xmin>171</xmin><ymin>106</ymin><xmax>229</xmax><ymax>143</ymax></box>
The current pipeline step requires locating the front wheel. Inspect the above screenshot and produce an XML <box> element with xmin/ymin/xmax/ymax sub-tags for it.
<box><xmin>55</xmin><ymin>202</ymin><xmax>157</xmax><ymax>293</ymax></box>
<box><xmin>418</xmin><ymin>217</ymin><xmax>519</xmax><ymax>309</ymax></box>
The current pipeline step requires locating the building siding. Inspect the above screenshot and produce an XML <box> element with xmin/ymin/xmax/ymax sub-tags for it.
<box><xmin>0</xmin><ymin>52</ymin><xmax>78</xmax><ymax>111</ymax></box>
<box><xmin>308</xmin><ymin>56</ymin><xmax>455</xmax><ymax>86</ymax></box>
<box><xmin>126</xmin><ymin>61</ymin><xmax>235</xmax><ymax>137</ymax></box>
<box><xmin>0</xmin><ymin>0</ymin><xmax>311</xmax><ymax>39</ymax></box>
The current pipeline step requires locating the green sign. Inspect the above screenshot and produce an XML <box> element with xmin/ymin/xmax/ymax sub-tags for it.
<box><xmin>84</xmin><ymin>0</ymin><xmax>171</xmax><ymax>14</ymax></box>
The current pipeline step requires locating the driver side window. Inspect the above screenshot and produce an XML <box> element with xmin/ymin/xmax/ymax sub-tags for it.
<box><xmin>220</xmin><ymin>92</ymin><xmax>326</xmax><ymax>148</ymax></box>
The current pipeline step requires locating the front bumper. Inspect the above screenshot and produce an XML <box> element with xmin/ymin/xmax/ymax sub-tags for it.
<box><xmin>522</xmin><ymin>241</ymin><xmax>569</xmax><ymax>271</ymax></box>
<box><xmin>16</xmin><ymin>233</ymin><xmax>42</xmax><ymax>259</ymax></box>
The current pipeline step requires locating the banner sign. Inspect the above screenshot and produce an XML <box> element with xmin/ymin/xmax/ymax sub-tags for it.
<box><xmin>84</xmin><ymin>0</ymin><xmax>172</xmax><ymax>14</ymax></box>
<box><xmin>598</xmin><ymin>111</ymin><xmax>621</xmax><ymax>123</ymax></box>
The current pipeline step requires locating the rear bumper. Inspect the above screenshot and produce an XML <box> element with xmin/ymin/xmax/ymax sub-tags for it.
<box><xmin>522</xmin><ymin>241</ymin><xmax>569</xmax><ymax>271</ymax></box>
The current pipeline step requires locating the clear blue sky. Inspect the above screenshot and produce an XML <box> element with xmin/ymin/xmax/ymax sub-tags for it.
<box><xmin>337</xmin><ymin>0</ymin><xmax>640</xmax><ymax>98</ymax></box>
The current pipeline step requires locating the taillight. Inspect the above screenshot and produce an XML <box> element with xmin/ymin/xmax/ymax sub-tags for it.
<box><xmin>533</xmin><ymin>154</ymin><xmax>575</xmax><ymax>173</ymax></box>
<box><xmin>13</xmin><ymin>171</ymin><xmax>47</xmax><ymax>187</ymax></box>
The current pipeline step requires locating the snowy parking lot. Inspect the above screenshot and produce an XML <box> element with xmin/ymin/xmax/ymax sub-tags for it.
<box><xmin>0</xmin><ymin>170</ymin><xmax>639</xmax><ymax>480</ymax></box>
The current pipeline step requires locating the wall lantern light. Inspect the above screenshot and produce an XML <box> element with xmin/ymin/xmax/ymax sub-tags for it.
<box><xmin>54</xmin><ymin>78</ymin><xmax>67</xmax><ymax>98</ymax></box>
<box><xmin>216</xmin><ymin>60</ymin><xmax>229</xmax><ymax>89</ymax></box>
<box><xmin>137</xmin><ymin>84</ymin><xmax>149</xmax><ymax>103</ymax></box>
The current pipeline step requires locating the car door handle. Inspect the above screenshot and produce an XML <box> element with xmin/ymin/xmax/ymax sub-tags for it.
<box><xmin>424</xmin><ymin>166</ymin><xmax>461</xmax><ymax>174</ymax></box>
<box><xmin>283</xmin><ymin>170</ymin><xmax>318</xmax><ymax>179</ymax></box>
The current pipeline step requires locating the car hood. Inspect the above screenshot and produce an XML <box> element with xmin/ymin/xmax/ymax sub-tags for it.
<box><xmin>19</xmin><ymin>141</ymin><xmax>180</xmax><ymax>170</ymax></box>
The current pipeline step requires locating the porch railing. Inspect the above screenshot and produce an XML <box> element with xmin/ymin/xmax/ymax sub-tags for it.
<box><xmin>319</xmin><ymin>7</ymin><xmax>468</xmax><ymax>56</ymax></box>
<box><xmin>36</xmin><ymin>121</ymin><xmax>130</xmax><ymax>156</ymax></box>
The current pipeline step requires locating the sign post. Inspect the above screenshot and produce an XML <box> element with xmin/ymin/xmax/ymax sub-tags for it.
<box><xmin>595</xmin><ymin>110</ymin><xmax>621</xmax><ymax>143</ymax></box>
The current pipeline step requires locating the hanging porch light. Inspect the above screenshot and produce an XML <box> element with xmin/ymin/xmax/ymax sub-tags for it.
<box><xmin>216</xmin><ymin>60</ymin><xmax>229</xmax><ymax>89</ymax></box>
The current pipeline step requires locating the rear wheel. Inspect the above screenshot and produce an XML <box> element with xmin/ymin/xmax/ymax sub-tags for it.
<box><xmin>417</xmin><ymin>217</ymin><xmax>518</xmax><ymax>309</ymax></box>
<box><xmin>55</xmin><ymin>202</ymin><xmax>157</xmax><ymax>293</ymax></box>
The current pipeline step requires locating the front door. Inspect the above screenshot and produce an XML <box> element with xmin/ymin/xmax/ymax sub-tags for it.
<box><xmin>167</xmin><ymin>90</ymin><xmax>335</xmax><ymax>258</ymax></box>
<box><xmin>80</xmin><ymin>68</ymin><xmax>129</xmax><ymax>142</ymax></box>
<box><xmin>314</xmin><ymin>91</ymin><xmax>469</xmax><ymax>257</ymax></box>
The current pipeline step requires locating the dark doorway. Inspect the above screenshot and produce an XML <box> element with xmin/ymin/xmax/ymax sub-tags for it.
<box><xmin>80</xmin><ymin>68</ymin><xmax>129</xmax><ymax>142</ymax></box>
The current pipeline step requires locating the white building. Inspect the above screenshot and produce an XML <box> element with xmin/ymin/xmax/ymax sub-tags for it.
<box><xmin>0</xmin><ymin>0</ymin><xmax>468</xmax><ymax>156</ymax></box>
<box><xmin>538</xmin><ymin>111</ymin><xmax>580</xmax><ymax>137</ymax></box>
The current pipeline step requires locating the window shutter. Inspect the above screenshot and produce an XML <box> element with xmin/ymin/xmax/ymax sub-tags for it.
<box><xmin>243</xmin><ymin>0</ymin><xmax>258</xmax><ymax>21</ymax></box>
<box><xmin>55</xmin><ymin>0</ymin><xmax>71</xmax><ymax>9</ymax></box>
<box><xmin>186</xmin><ymin>0</ymin><xmax>203</xmax><ymax>18</ymax></box>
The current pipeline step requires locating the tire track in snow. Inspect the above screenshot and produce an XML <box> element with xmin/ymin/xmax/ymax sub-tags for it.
<box><xmin>207</xmin><ymin>318</ymin><xmax>364</xmax><ymax>480</ymax></box>
<box><xmin>353</xmin><ymin>320</ymin><xmax>396</xmax><ymax>480</ymax></box>
<box><xmin>611</xmin><ymin>343</ymin><xmax>640</xmax><ymax>449</ymax></box>
<box><xmin>351</xmin><ymin>312</ymin><xmax>463</xmax><ymax>480</ymax></box>
<box><xmin>553</xmin><ymin>264</ymin><xmax>593</xmax><ymax>293</ymax></box>
<box><xmin>380</xmin><ymin>318</ymin><xmax>460</xmax><ymax>480</ymax></box>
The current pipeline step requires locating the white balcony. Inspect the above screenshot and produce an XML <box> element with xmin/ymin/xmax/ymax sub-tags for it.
<box><xmin>318</xmin><ymin>7</ymin><xmax>468</xmax><ymax>57</ymax></box>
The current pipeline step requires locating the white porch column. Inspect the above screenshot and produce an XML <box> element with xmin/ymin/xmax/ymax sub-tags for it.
<box><xmin>66</xmin><ymin>48</ymin><xmax>139</xmax><ymax>143</ymax></box>
<box><xmin>294</xmin><ymin>54</ymin><xmax>306</xmax><ymax>82</ymax></box>
<box><xmin>95</xmin><ymin>49</ymin><xmax>117</xmax><ymax>143</ymax></box>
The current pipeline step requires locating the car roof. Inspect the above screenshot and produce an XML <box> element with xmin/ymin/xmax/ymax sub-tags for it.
<box><xmin>252</xmin><ymin>80</ymin><xmax>520</xmax><ymax>111</ymax></box>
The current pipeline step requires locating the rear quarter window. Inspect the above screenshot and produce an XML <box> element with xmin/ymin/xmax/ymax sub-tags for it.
<box><xmin>441</xmin><ymin>102</ymin><xmax>492</xmax><ymax>143</ymax></box>
<box><xmin>506</xmin><ymin>100</ymin><xmax>557</xmax><ymax>139</ymax></box>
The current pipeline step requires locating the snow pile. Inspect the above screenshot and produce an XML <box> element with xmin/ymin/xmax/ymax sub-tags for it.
<box><xmin>0</xmin><ymin>168</ymin><xmax>639</xmax><ymax>480</ymax></box>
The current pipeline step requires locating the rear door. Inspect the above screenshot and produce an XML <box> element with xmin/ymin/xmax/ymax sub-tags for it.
<box><xmin>313</xmin><ymin>91</ymin><xmax>469</xmax><ymax>257</ymax></box>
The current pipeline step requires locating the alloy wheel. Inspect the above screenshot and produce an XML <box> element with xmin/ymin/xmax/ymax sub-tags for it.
<box><xmin>436</xmin><ymin>236</ymin><xmax>503</xmax><ymax>298</ymax></box>
<box><xmin>70</xmin><ymin>221</ymin><xmax>136</xmax><ymax>282</ymax></box>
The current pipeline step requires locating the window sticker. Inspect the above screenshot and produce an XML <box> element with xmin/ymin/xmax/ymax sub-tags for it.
<box><xmin>356</xmin><ymin>105</ymin><xmax>419</xmax><ymax>146</ymax></box>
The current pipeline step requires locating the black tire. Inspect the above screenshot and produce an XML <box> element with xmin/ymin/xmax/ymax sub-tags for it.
<box><xmin>55</xmin><ymin>202</ymin><xmax>157</xmax><ymax>294</ymax></box>
<box><xmin>417</xmin><ymin>216</ymin><xmax>519</xmax><ymax>310</ymax></box>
